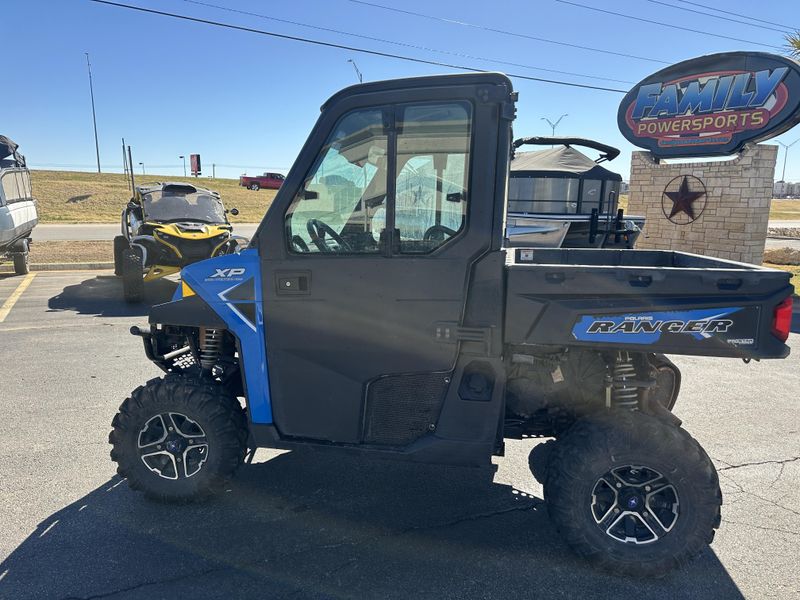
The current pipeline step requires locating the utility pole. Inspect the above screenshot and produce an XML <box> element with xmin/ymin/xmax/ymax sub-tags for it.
<box><xmin>127</xmin><ymin>145</ymin><xmax>136</xmax><ymax>194</ymax></box>
<box><xmin>122</xmin><ymin>138</ymin><xmax>128</xmax><ymax>178</ymax></box>
<box><xmin>139</xmin><ymin>162</ymin><xmax>145</xmax><ymax>175</ymax></box>
<box><xmin>541</xmin><ymin>114</ymin><xmax>568</xmax><ymax>137</ymax></box>
<box><xmin>347</xmin><ymin>59</ymin><xmax>363</xmax><ymax>83</ymax></box>
<box><xmin>212</xmin><ymin>163</ymin><xmax>216</xmax><ymax>179</ymax></box>
<box><xmin>777</xmin><ymin>138</ymin><xmax>800</xmax><ymax>185</ymax></box>
<box><xmin>85</xmin><ymin>53</ymin><xmax>101</xmax><ymax>173</ymax></box>
<box><xmin>179</xmin><ymin>155</ymin><xmax>186</xmax><ymax>177</ymax></box>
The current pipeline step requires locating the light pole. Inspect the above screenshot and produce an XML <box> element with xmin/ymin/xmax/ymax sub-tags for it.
<box><xmin>347</xmin><ymin>59</ymin><xmax>363</xmax><ymax>83</ymax></box>
<box><xmin>541</xmin><ymin>114</ymin><xmax>568</xmax><ymax>137</ymax></box>
<box><xmin>138</xmin><ymin>162</ymin><xmax>145</xmax><ymax>175</ymax></box>
<box><xmin>777</xmin><ymin>138</ymin><xmax>800</xmax><ymax>186</ymax></box>
<box><xmin>85</xmin><ymin>53</ymin><xmax>101</xmax><ymax>173</ymax></box>
<box><xmin>179</xmin><ymin>155</ymin><xmax>186</xmax><ymax>177</ymax></box>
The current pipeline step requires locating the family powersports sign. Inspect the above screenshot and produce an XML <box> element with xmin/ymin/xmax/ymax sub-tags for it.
<box><xmin>618</xmin><ymin>52</ymin><xmax>800</xmax><ymax>158</ymax></box>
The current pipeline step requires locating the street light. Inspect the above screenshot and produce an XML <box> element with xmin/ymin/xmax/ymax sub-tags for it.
<box><xmin>179</xmin><ymin>155</ymin><xmax>186</xmax><ymax>177</ymax></box>
<box><xmin>777</xmin><ymin>137</ymin><xmax>800</xmax><ymax>185</ymax></box>
<box><xmin>347</xmin><ymin>59</ymin><xmax>363</xmax><ymax>83</ymax></box>
<box><xmin>541</xmin><ymin>114</ymin><xmax>568</xmax><ymax>137</ymax></box>
<box><xmin>138</xmin><ymin>162</ymin><xmax>145</xmax><ymax>175</ymax></box>
<box><xmin>85</xmin><ymin>52</ymin><xmax>101</xmax><ymax>173</ymax></box>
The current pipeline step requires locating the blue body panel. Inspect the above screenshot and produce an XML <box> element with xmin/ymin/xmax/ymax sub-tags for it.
<box><xmin>178</xmin><ymin>249</ymin><xmax>273</xmax><ymax>424</ymax></box>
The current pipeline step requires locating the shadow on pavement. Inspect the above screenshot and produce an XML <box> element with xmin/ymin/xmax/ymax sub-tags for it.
<box><xmin>0</xmin><ymin>450</ymin><xmax>743</xmax><ymax>600</ymax></box>
<box><xmin>47</xmin><ymin>275</ymin><xmax>177</xmax><ymax>317</ymax></box>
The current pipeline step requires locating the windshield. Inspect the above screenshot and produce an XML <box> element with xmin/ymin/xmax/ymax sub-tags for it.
<box><xmin>142</xmin><ymin>191</ymin><xmax>226</xmax><ymax>223</ymax></box>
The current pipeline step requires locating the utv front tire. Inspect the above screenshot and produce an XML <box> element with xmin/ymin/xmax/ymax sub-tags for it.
<box><xmin>544</xmin><ymin>411</ymin><xmax>721</xmax><ymax>577</ymax></box>
<box><xmin>113</xmin><ymin>235</ymin><xmax>129</xmax><ymax>276</ymax></box>
<box><xmin>121</xmin><ymin>248</ymin><xmax>144</xmax><ymax>303</ymax></box>
<box><xmin>12</xmin><ymin>251</ymin><xmax>29</xmax><ymax>275</ymax></box>
<box><xmin>109</xmin><ymin>375</ymin><xmax>248</xmax><ymax>502</ymax></box>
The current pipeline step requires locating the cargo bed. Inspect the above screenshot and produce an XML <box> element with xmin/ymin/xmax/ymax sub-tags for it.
<box><xmin>505</xmin><ymin>248</ymin><xmax>793</xmax><ymax>359</ymax></box>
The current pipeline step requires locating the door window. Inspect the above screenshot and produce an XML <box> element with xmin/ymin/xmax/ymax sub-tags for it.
<box><xmin>395</xmin><ymin>103</ymin><xmax>471</xmax><ymax>253</ymax></box>
<box><xmin>285</xmin><ymin>102</ymin><xmax>472</xmax><ymax>255</ymax></box>
<box><xmin>286</xmin><ymin>108</ymin><xmax>388</xmax><ymax>253</ymax></box>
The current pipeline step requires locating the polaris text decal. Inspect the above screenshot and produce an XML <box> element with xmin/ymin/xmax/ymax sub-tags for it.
<box><xmin>572</xmin><ymin>307</ymin><xmax>755</xmax><ymax>346</ymax></box>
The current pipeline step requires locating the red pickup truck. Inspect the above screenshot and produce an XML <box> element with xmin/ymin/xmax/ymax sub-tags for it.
<box><xmin>239</xmin><ymin>172</ymin><xmax>285</xmax><ymax>191</ymax></box>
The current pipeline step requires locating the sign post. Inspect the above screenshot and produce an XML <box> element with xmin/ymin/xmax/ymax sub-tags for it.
<box><xmin>190</xmin><ymin>154</ymin><xmax>201</xmax><ymax>177</ymax></box>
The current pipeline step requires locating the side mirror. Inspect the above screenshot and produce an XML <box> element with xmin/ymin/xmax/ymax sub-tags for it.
<box><xmin>229</xmin><ymin>208</ymin><xmax>239</xmax><ymax>216</ymax></box>
<box><xmin>304</xmin><ymin>190</ymin><xmax>319</xmax><ymax>200</ymax></box>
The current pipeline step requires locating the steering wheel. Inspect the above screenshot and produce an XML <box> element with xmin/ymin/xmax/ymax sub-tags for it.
<box><xmin>291</xmin><ymin>235</ymin><xmax>310</xmax><ymax>253</ymax></box>
<box><xmin>306</xmin><ymin>218</ymin><xmax>352</xmax><ymax>253</ymax></box>
<box><xmin>423</xmin><ymin>225</ymin><xmax>458</xmax><ymax>242</ymax></box>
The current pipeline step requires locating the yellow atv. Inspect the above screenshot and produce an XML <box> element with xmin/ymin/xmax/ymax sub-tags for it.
<box><xmin>114</xmin><ymin>182</ymin><xmax>247</xmax><ymax>303</ymax></box>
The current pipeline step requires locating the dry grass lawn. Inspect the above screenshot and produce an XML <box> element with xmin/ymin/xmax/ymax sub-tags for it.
<box><xmin>620</xmin><ymin>195</ymin><xmax>800</xmax><ymax>221</ymax></box>
<box><xmin>30</xmin><ymin>240</ymin><xmax>112</xmax><ymax>264</ymax></box>
<box><xmin>770</xmin><ymin>199</ymin><xmax>800</xmax><ymax>221</ymax></box>
<box><xmin>0</xmin><ymin>241</ymin><xmax>113</xmax><ymax>270</ymax></box>
<box><xmin>29</xmin><ymin>171</ymin><xmax>800</xmax><ymax>224</ymax></box>
<box><xmin>32</xmin><ymin>170</ymin><xmax>276</xmax><ymax>223</ymax></box>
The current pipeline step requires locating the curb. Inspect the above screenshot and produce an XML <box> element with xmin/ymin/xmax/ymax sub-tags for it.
<box><xmin>0</xmin><ymin>262</ymin><xmax>114</xmax><ymax>272</ymax></box>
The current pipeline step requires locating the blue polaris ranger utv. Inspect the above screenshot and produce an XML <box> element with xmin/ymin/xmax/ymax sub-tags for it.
<box><xmin>110</xmin><ymin>73</ymin><xmax>793</xmax><ymax>577</ymax></box>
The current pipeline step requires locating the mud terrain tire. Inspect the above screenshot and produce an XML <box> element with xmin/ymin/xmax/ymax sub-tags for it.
<box><xmin>544</xmin><ymin>410</ymin><xmax>721</xmax><ymax>577</ymax></box>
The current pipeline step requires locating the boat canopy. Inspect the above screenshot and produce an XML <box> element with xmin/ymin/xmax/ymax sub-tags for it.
<box><xmin>511</xmin><ymin>145</ymin><xmax>621</xmax><ymax>181</ymax></box>
<box><xmin>0</xmin><ymin>136</ymin><xmax>26</xmax><ymax>168</ymax></box>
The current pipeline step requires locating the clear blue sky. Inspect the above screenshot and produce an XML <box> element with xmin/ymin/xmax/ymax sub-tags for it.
<box><xmin>5</xmin><ymin>0</ymin><xmax>800</xmax><ymax>180</ymax></box>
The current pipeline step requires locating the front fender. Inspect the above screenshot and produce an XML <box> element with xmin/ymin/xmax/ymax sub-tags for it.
<box><xmin>171</xmin><ymin>249</ymin><xmax>272</xmax><ymax>424</ymax></box>
<box><xmin>149</xmin><ymin>294</ymin><xmax>227</xmax><ymax>329</ymax></box>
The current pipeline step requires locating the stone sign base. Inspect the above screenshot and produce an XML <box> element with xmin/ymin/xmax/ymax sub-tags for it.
<box><xmin>627</xmin><ymin>144</ymin><xmax>778</xmax><ymax>265</ymax></box>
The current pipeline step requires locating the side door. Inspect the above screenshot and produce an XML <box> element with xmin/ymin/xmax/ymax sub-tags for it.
<box><xmin>257</xmin><ymin>75</ymin><xmax>511</xmax><ymax>444</ymax></box>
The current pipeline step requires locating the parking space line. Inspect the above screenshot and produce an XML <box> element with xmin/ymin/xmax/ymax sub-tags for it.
<box><xmin>0</xmin><ymin>273</ymin><xmax>36</xmax><ymax>323</ymax></box>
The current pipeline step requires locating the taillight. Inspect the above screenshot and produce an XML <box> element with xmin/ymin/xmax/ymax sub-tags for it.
<box><xmin>771</xmin><ymin>296</ymin><xmax>793</xmax><ymax>343</ymax></box>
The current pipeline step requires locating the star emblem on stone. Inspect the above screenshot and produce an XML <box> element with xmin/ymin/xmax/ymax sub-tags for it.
<box><xmin>664</xmin><ymin>176</ymin><xmax>706</xmax><ymax>220</ymax></box>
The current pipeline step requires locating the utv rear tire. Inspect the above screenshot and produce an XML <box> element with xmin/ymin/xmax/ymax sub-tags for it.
<box><xmin>121</xmin><ymin>248</ymin><xmax>144</xmax><ymax>303</ymax></box>
<box><xmin>113</xmin><ymin>235</ymin><xmax>129</xmax><ymax>276</ymax></box>
<box><xmin>544</xmin><ymin>411</ymin><xmax>721</xmax><ymax>577</ymax></box>
<box><xmin>109</xmin><ymin>374</ymin><xmax>248</xmax><ymax>502</ymax></box>
<box><xmin>13</xmin><ymin>252</ymin><xmax>29</xmax><ymax>275</ymax></box>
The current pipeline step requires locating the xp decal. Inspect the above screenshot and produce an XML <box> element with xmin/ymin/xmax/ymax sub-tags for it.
<box><xmin>618</xmin><ymin>52</ymin><xmax>800</xmax><ymax>158</ymax></box>
<box><xmin>572</xmin><ymin>307</ymin><xmax>759</xmax><ymax>347</ymax></box>
<box><xmin>209</xmin><ymin>267</ymin><xmax>246</xmax><ymax>279</ymax></box>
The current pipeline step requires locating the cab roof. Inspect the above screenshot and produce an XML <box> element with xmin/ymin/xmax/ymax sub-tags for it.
<box><xmin>320</xmin><ymin>72</ymin><xmax>514</xmax><ymax>111</ymax></box>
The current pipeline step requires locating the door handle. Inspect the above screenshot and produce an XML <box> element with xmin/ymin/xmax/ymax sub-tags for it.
<box><xmin>275</xmin><ymin>271</ymin><xmax>311</xmax><ymax>296</ymax></box>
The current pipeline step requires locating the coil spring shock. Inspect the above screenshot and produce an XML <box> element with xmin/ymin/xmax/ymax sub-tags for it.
<box><xmin>610</xmin><ymin>352</ymin><xmax>639</xmax><ymax>410</ymax></box>
<box><xmin>199</xmin><ymin>328</ymin><xmax>223</xmax><ymax>372</ymax></box>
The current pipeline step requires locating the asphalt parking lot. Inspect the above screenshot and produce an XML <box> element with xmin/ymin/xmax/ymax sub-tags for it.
<box><xmin>0</xmin><ymin>271</ymin><xmax>798</xmax><ymax>599</ymax></box>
